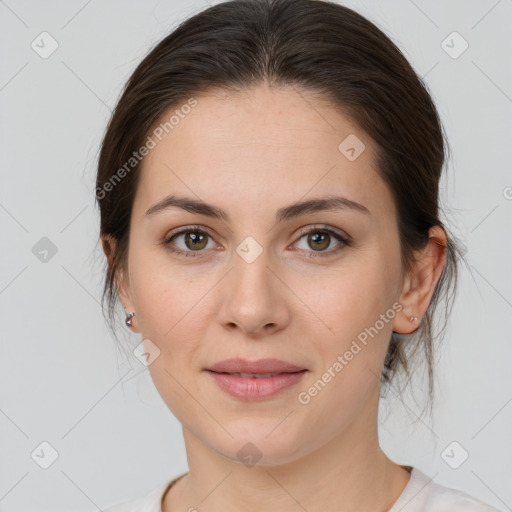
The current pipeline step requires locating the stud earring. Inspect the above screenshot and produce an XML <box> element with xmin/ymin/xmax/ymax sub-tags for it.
<box><xmin>125</xmin><ymin>312</ymin><xmax>135</xmax><ymax>327</ymax></box>
<box><xmin>409</xmin><ymin>316</ymin><xmax>418</xmax><ymax>322</ymax></box>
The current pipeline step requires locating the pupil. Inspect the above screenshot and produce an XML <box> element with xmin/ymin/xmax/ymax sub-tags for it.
<box><xmin>309</xmin><ymin>232</ymin><xmax>329</xmax><ymax>251</ymax></box>
<box><xmin>186</xmin><ymin>232</ymin><xmax>207</xmax><ymax>250</ymax></box>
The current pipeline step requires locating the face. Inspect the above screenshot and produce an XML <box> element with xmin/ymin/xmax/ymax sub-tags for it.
<box><xmin>116</xmin><ymin>84</ymin><xmax>409</xmax><ymax>465</ymax></box>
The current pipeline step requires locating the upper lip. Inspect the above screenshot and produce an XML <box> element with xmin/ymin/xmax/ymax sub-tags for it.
<box><xmin>206</xmin><ymin>358</ymin><xmax>306</xmax><ymax>374</ymax></box>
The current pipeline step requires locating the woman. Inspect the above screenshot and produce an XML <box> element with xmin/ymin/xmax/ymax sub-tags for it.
<box><xmin>96</xmin><ymin>0</ymin><xmax>500</xmax><ymax>510</ymax></box>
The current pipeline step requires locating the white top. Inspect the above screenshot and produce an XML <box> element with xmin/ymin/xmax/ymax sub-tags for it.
<box><xmin>102</xmin><ymin>467</ymin><xmax>501</xmax><ymax>512</ymax></box>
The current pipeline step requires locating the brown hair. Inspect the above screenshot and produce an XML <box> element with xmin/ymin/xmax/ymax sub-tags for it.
<box><xmin>96</xmin><ymin>0</ymin><xmax>465</xmax><ymax>417</ymax></box>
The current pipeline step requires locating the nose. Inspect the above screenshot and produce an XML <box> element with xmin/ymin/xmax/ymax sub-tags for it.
<box><xmin>216</xmin><ymin>247</ymin><xmax>291</xmax><ymax>338</ymax></box>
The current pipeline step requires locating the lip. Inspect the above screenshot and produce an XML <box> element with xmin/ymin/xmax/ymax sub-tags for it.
<box><xmin>206</xmin><ymin>358</ymin><xmax>306</xmax><ymax>374</ymax></box>
<box><xmin>204</xmin><ymin>358</ymin><xmax>308</xmax><ymax>400</ymax></box>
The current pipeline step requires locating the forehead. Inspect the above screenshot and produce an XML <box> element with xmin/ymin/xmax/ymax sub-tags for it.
<box><xmin>133</xmin><ymin>84</ymin><xmax>395</xmax><ymax>223</ymax></box>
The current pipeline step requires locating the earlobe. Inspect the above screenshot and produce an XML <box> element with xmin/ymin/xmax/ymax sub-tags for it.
<box><xmin>392</xmin><ymin>271</ymin><xmax>422</xmax><ymax>335</ymax></box>
<box><xmin>392</xmin><ymin>226</ymin><xmax>447</xmax><ymax>335</ymax></box>
<box><xmin>124</xmin><ymin>311</ymin><xmax>136</xmax><ymax>328</ymax></box>
<box><xmin>101</xmin><ymin>234</ymin><xmax>140</xmax><ymax>333</ymax></box>
<box><xmin>117</xmin><ymin>267</ymin><xmax>140</xmax><ymax>333</ymax></box>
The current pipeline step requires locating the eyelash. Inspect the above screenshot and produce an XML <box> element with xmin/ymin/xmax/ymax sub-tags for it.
<box><xmin>162</xmin><ymin>224</ymin><xmax>350</xmax><ymax>259</ymax></box>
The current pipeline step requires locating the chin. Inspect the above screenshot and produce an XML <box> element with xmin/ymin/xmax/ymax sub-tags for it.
<box><xmin>210</xmin><ymin>428</ymin><xmax>308</xmax><ymax>468</ymax></box>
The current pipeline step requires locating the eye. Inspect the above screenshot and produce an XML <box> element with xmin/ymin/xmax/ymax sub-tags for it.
<box><xmin>163</xmin><ymin>226</ymin><xmax>217</xmax><ymax>258</ymax></box>
<box><xmin>162</xmin><ymin>224</ymin><xmax>350</xmax><ymax>259</ymax></box>
<box><xmin>293</xmin><ymin>225</ymin><xmax>350</xmax><ymax>257</ymax></box>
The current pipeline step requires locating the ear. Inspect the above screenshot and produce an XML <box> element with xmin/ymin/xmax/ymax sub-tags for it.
<box><xmin>101</xmin><ymin>234</ymin><xmax>140</xmax><ymax>333</ymax></box>
<box><xmin>392</xmin><ymin>225</ymin><xmax>447</xmax><ymax>334</ymax></box>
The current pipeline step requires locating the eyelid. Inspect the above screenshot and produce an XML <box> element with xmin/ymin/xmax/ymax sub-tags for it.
<box><xmin>295</xmin><ymin>223</ymin><xmax>351</xmax><ymax>243</ymax></box>
<box><xmin>164</xmin><ymin>224</ymin><xmax>213</xmax><ymax>241</ymax></box>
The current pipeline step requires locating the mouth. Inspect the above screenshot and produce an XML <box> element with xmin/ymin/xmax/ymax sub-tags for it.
<box><xmin>212</xmin><ymin>371</ymin><xmax>301</xmax><ymax>378</ymax></box>
<box><xmin>205</xmin><ymin>368</ymin><xmax>308</xmax><ymax>400</ymax></box>
<box><xmin>205</xmin><ymin>357</ymin><xmax>307</xmax><ymax>375</ymax></box>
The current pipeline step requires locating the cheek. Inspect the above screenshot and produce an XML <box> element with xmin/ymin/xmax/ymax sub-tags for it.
<box><xmin>296</xmin><ymin>267</ymin><xmax>399</xmax><ymax>428</ymax></box>
<box><xmin>311</xmin><ymin>261</ymin><xmax>398</xmax><ymax>335</ymax></box>
<box><xmin>128</xmin><ymin>245</ymin><xmax>210</xmax><ymax>339</ymax></box>
<box><xmin>128</xmin><ymin>258</ymin><xmax>207</xmax><ymax>418</ymax></box>
<box><xmin>303</xmin><ymin>253</ymin><xmax>401</xmax><ymax>384</ymax></box>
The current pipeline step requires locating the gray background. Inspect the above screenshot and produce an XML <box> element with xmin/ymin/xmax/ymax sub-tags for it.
<box><xmin>1</xmin><ymin>0</ymin><xmax>511</xmax><ymax>510</ymax></box>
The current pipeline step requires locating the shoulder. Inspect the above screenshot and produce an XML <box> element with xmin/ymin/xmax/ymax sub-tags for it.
<box><xmin>102</xmin><ymin>478</ymin><xmax>175</xmax><ymax>512</ymax></box>
<box><xmin>399</xmin><ymin>467</ymin><xmax>502</xmax><ymax>512</ymax></box>
<box><xmin>424</xmin><ymin>478</ymin><xmax>502</xmax><ymax>512</ymax></box>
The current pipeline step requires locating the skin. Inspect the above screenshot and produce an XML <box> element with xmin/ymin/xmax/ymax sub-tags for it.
<box><xmin>102</xmin><ymin>83</ymin><xmax>446</xmax><ymax>512</ymax></box>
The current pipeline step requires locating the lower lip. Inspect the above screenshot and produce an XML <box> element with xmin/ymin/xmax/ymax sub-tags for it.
<box><xmin>205</xmin><ymin>370</ymin><xmax>307</xmax><ymax>400</ymax></box>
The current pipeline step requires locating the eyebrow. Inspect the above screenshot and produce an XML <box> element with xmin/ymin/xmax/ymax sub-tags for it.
<box><xmin>145</xmin><ymin>194</ymin><xmax>370</xmax><ymax>222</ymax></box>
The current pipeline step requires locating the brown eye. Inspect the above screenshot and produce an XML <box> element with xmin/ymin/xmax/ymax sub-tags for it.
<box><xmin>307</xmin><ymin>231</ymin><xmax>331</xmax><ymax>251</ymax></box>
<box><xmin>182</xmin><ymin>231</ymin><xmax>209</xmax><ymax>250</ymax></box>
<box><xmin>294</xmin><ymin>226</ymin><xmax>350</xmax><ymax>258</ymax></box>
<box><xmin>164</xmin><ymin>227</ymin><xmax>215</xmax><ymax>257</ymax></box>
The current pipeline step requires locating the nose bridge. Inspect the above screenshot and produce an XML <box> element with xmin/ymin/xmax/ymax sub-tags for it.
<box><xmin>231</xmin><ymin>237</ymin><xmax>274</xmax><ymax>306</ymax></box>
<box><xmin>218</xmin><ymin>236</ymin><xmax>287</xmax><ymax>334</ymax></box>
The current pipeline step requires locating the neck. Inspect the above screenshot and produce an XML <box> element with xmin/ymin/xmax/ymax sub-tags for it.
<box><xmin>163</xmin><ymin>394</ymin><xmax>411</xmax><ymax>512</ymax></box>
